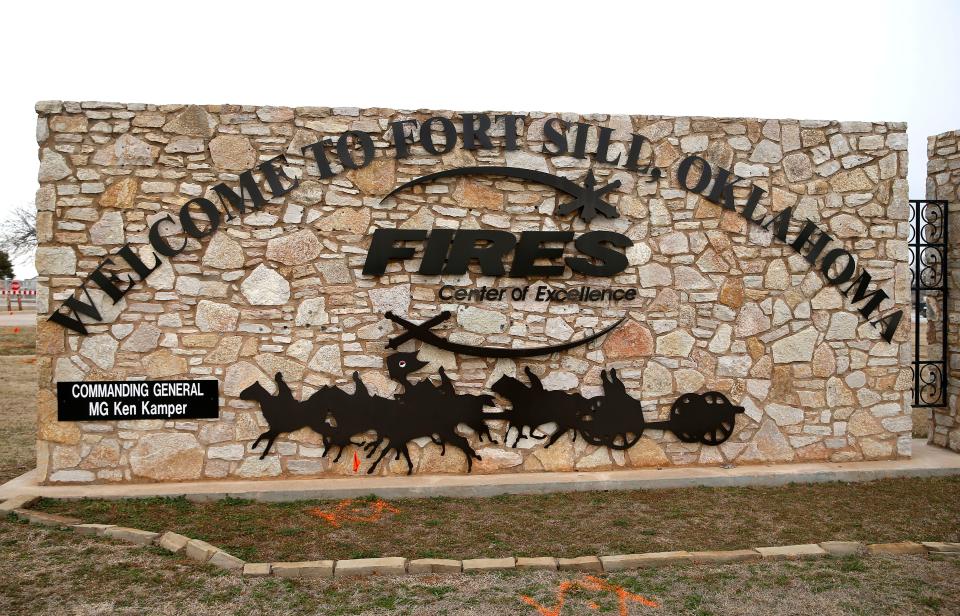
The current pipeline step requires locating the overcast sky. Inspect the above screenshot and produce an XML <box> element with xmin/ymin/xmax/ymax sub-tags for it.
<box><xmin>3</xmin><ymin>0</ymin><xmax>958</xmax><ymax>278</ymax></box>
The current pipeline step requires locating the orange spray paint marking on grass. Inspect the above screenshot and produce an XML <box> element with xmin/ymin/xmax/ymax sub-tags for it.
<box><xmin>521</xmin><ymin>575</ymin><xmax>658</xmax><ymax>616</ymax></box>
<box><xmin>307</xmin><ymin>498</ymin><xmax>400</xmax><ymax>528</ymax></box>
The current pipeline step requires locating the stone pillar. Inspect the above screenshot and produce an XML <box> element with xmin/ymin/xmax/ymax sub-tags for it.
<box><xmin>927</xmin><ymin>130</ymin><xmax>960</xmax><ymax>451</ymax></box>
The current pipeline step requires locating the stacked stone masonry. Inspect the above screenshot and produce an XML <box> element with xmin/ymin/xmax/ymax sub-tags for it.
<box><xmin>35</xmin><ymin>101</ymin><xmax>913</xmax><ymax>484</ymax></box>
<box><xmin>927</xmin><ymin>129</ymin><xmax>960</xmax><ymax>451</ymax></box>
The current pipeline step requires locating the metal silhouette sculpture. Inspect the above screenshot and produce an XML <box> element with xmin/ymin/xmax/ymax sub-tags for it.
<box><xmin>240</xmin><ymin>353</ymin><xmax>496</xmax><ymax>474</ymax></box>
<box><xmin>358</xmin><ymin>351</ymin><xmax>488</xmax><ymax>474</ymax></box>
<box><xmin>491</xmin><ymin>366</ymin><xmax>585</xmax><ymax>448</ymax></box>
<box><xmin>492</xmin><ymin>368</ymin><xmax>745</xmax><ymax>450</ymax></box>
<box><xmin>583</xmin><ymin>373</ymin><xmax>746</xmax><ymax>448</ymax></box>
<box><xmin>240</xmin><ymin>372</ymin><xmax>316</xmax><ymax>458</ymax></box>
<box><xmin>239</xmin><ymin>373</ymin><xmax>361</xmax><ymax>460</ymax></box>
<box><xmin>241</xmin><ymin>361</ymin><xmax>745</xmax><ymax>474</ymax></box>
<box><xmin>663</xmin><ymin>391</ymin><xmax>744</xmax><ymax>446</ymax></box>
<box><xmin>385</xmin><ymin>310</ymin><xmax>626</xmax><ymax>359</ymax></box>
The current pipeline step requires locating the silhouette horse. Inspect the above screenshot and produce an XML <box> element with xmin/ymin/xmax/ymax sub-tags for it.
<box><xmin>239</xmin><ymin>373</ymin><xmax>310</xmax><ymax>459</ymax></box>
<box><xmin>301</xmin><ymin>375</ymin><xmax>374</xmax><ymax>463</ymax></box>
<box><xmin>361</xmin><ymin>352</ymin><xmax>484</xmax><ymax>474</ymax></box>
<box><xmin>492</xmin><ymin>367</ymin><xmax>587</xmax><ymax>448</ymax></box>
<box><xmin>437</xmin><ymin>366</ymin><xmax>497</xmax><ymax>445</ymax></box>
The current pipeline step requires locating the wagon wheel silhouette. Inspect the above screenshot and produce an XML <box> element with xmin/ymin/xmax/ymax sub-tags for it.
<box><xmin>669</xmin><ymin>391</ymin><xmax>741</xmax><ymax>445</ymax></box>
<box><xmin>578</xmin><ymin>397</ymin><xmax>644</xmax><ymax>451</ymax></box>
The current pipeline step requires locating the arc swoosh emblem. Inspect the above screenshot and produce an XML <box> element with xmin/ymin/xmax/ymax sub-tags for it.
<box><xmin>384</xmin><ymin>311</ymin><xmax>625</xmax><ymax>358</ymax></box>
<box><xmin>381</xmin><ymin>165</ymin><xmax>621</xmax><ymax>222</ymax></box>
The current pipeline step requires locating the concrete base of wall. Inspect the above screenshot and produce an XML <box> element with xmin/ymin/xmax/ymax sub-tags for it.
<box><xmin>3</xmin><ymin>440</ymin><xmax>958</xmax><ymax>503</ymax></box>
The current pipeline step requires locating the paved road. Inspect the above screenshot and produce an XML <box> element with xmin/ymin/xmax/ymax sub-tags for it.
<box><xmin>0</xmin><ymin>309</ymin><xmax>37</xmax><ymax>328</ymax></box>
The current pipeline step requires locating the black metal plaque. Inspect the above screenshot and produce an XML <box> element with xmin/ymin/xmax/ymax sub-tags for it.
<box><xmin>57</xmin><ymin>380</ymin><xmax>219</xmax><ymax>421</ymax></box>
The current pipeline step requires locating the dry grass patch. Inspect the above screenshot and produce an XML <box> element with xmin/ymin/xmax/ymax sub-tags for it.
<box><xmin>0</xmin><ymin>352</ymin><xmax>36</xmax><ymax>483</ymax></box>
<box><xmin>1</xmin><ymin>516</ymin><xmax>958</xmax><ymax>615</ymax></box>
<box><xmin>0</xmin><ymin>327</ymin><xmax>36</xmax><ymax>356</ymax></box>
<box><xmin>36</xmin><ymin>476</ymin><xmax>960</xmax><ymax>562</ymax></box>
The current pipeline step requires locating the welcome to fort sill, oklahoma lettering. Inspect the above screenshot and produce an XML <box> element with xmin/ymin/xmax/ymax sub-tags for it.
<box><xmin>48</xmin><ymin>113</ymin><xmax>904</xmax><ymax>343</ymax></box>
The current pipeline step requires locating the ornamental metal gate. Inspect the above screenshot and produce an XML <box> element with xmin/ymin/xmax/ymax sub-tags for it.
<box><xmin>909</xmin><ymin>199</ymin><xmax>949</xmax><ymax>407</ymax></box>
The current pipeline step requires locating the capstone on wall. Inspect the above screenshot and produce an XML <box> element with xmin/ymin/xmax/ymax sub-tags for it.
<box><xmin>35</xmin><ymin>101</ymin><xmax>912</xmax><ymax>484</ymax></box>
<box><xmin>927</xmin><ymin>129</ymin><xmax>960</xmax><ymax>451</ymax></box>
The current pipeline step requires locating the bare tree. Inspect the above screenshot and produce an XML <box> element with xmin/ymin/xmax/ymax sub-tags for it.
<box><xmin>0</xmin><ymin>205</ymin><xmax>36</xmax><ymax>259</ymax></box>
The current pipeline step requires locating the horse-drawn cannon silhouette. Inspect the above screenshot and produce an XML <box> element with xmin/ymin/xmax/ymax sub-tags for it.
<box><xmin>492</xmin><ymin>367</ymin><xmax>744</xmax><ymax>451</ymax></box>
<box><xmin>241</xmin><ymin>361</ymin><xmax>745</xmax><ymax>474</ymax></box>
<box><xmin>238</xmin><ymin>312</ymin><xmax>746</xmax><ymax>473</ymax></box>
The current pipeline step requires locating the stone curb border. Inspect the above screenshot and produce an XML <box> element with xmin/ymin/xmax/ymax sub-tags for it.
<box><xmin>4</xmin><ymin>497</ymin><xmax>958</xmax><ymax>579</ymax></box>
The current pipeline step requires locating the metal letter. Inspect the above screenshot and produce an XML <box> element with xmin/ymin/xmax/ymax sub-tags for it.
<box><xmin>419</xmin><ymin>117</ymin><xmax>457</xmax><ymax>155</ymax></box>
<box><xmin>362</xmin><ymin>228</ymin><xmax>428</xmax><ymax>275</ymax></box>
<box><xmin>335</xmin><ymin>131</ymin><xmax>375</xmax><ymax>170</ymax></box>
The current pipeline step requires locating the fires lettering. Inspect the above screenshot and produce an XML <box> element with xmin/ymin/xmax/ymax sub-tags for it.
<box><xmin>361</xmin><ymin>229</ymin><xmax>632</xmax><ymax>277</ymax></box>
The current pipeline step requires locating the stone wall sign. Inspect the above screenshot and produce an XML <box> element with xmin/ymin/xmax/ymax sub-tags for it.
<box><xmin>49</xmin><ymin>115</ymin><xmax>903</xmax><ymax>341</ymax></box>
<box><xmin>35</xmin><ymin>101</ymin><xmax>913</xmax><ymax>484</ymax></box>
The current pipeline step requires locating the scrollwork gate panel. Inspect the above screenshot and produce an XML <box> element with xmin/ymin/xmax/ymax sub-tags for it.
<box><xmin>909</xmin><ymin>199</ymin><xmax>948</xmax><ymax>407</ymax></box>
